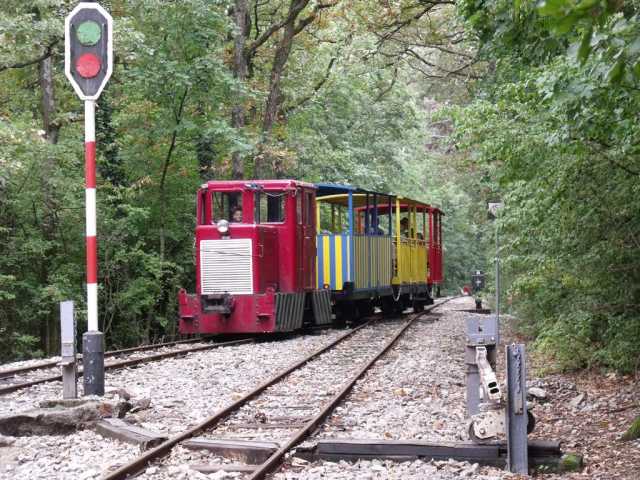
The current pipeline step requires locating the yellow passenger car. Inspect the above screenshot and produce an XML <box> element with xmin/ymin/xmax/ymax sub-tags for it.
<box><xmin>315</xmin><ymin>183</ymin><xmax>439</xmax><ymax>318</ymax></box>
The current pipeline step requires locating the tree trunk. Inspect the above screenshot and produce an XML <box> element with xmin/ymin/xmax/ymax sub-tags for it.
<box><xmin>262</xmin><ymin>24</ymin><xmax>295</xmax><ymax>137</ymax></box>
<box><xmin>39</xmin><ymin>54</ymin><xmax>59</xmax><ymax>355</ymax></box>
<box><xmin>259</xmin><ymin>22</ymin><xmax>298</xmax><ymax>179</ymax></box>
<box><xmin>258</xmin><ymin>0</ymin><xmax>312</xmax><ymax>178</ymax></box>
<box><xmin>39</xmin><ymin>55</ymin><xmax>59</xmax><ymax>144</ymax></box>
<box><xmin>231</xmin><ymin>0</ymin><xmax>249</xmax><ymax>180</ymax></box>
<box><xmin>196</xmin><ymin>134</ymin><xmax>216</xmax><ymax>182</ymax></box>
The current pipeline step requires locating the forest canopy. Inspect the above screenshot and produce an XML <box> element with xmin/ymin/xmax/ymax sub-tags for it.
<box><xmin>1</xmin><ymin>0</ymin><xmax>638</xmax><ymax>373</ymax></box>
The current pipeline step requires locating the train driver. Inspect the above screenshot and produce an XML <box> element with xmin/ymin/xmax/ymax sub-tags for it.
<box><xmin>230</xmin><ymin>207</ymin><xmax>243</xmax><ymax>223</ymax></box>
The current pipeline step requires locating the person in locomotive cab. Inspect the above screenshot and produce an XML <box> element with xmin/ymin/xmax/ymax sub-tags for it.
<box><xmin>230</xmin><ymin>207</ymin><xmax>243</xmax><ymax>223</ymax></box>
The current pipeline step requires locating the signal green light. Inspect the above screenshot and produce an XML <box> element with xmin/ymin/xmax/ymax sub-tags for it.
<box><xmin>77</xmin><ymin>21</ymin><xmax>102</xmax><ymax>46</ymax></box>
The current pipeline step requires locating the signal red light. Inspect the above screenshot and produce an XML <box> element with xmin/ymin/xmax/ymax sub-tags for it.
<box><xmin>76</xmin><ymin>53</ymin><xmax>101</xmax><ymax>78</ymax></box>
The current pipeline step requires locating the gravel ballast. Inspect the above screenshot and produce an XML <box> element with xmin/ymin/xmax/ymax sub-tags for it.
<box><xmin>268</xmin><ymin>298</ymin><xmax>509</xmax><ymax>480</ymax></box>
<box><xmin>4</xmin><ymin>296</ymin><xmax>627</xmax><ymax>479</ymax></box>
<box><xmin>0</xmin><ymin>330</ymin><xmax>344</xmax><ymax>480</ymax></box>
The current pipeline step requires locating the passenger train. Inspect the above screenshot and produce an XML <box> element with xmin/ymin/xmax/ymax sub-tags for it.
<box><xmin>178</xmin><ymin>180</ymin><xmax>444</xmax><ymax>334</ymax></box>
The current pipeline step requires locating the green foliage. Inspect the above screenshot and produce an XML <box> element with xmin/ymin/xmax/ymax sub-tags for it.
<box><xmin>450</xmin><ymin>0</ymin><xmax>640</xmax><ymax>372</ymax></box>
<box><xmin>622</xmin><ymin>415</ymin><xmax>640</xmax><ymax>441</ymax></box>
<box><xmin>558</xmin><ymin>453</ymin><xmax>584</xmax><ymax>472</ymax></box>
<box><xmin>1</xmin><ymin>0</ymin><xmax>478</xmax><ymax>360</ymax></box>
<box><xmin>0</xmin><ymin>0</ymin><xmax>238</xmax><ymax>357</ymax></box>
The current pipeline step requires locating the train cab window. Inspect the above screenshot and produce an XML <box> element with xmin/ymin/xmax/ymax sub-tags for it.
<box><xmin>212</xmin><ymin>191</ymin><xmax>243</xmax><ymax>223</ymax></box>
<box><xmin>199</xmin><ymin>190</ymin><xmax>207</xmax><ymax>225</ymax></box>
<box><xmin>255</xmin><ymin>192</ymin><xmax>285</xmax><ymax>223</ymax></box>
<box><xmin>305</xmin><ymin>192</ymin><xmax>314</xmax><ymax>226</ymax></box>
<box><xmin>296</xmin><ymin>193</ymin><xmax>303</xmax><ymax>224</ymax></box>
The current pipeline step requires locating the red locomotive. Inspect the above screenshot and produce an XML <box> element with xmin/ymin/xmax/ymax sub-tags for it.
<box><xmin>178</xmin><ymin>180</ymin><xmax>443</xmax><ymax>334</ymax></box>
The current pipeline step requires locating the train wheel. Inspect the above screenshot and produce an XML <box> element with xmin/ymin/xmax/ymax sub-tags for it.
<box><xmin>412</xmin><ymin>298</ymin><xmax>425</xmax><ymax>313</ymax></box>
<box><xmin>356</xmin><ymin>299</ymin><xmax>374</xmax><ymax>319</ymax></box>
<box><xmin>380</xmin><ymin>297</ymin><xmax>394</xmax><ymax>316</ymax></box>
<box><xmin>393</xmin><ymin>295</ymin><xmax>408</xmax><ymax>314</ymax></box>
<box><xmin>334</xmin><ymin>301</ymin><xmax>356</xmax><ymax>327</ymax></box>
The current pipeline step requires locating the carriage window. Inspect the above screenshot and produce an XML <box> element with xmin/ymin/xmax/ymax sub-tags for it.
<box><xmin>256</xmin><ymin>192</ymin><xmax>285</xmax><ymax>223</ymax></box>
<box><xmin>212</xmin><ymin>191</ymin><xmax>242</xmax><ymax>223</ymax></box>
<box><xmin>318</xmin><ymin>202</ymin><xmax>349</xmax><ymax>234</ymax></box>
<box><xmin>297</xmin><ymin>192</ymin><xmax>302</xmax><ymax>224</ymax></box>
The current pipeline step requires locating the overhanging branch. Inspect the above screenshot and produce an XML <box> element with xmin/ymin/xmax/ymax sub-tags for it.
<box><xmin>0</xmin><ymin>39</ymin><xmax>60</xmax><ymax>74</ymax></box>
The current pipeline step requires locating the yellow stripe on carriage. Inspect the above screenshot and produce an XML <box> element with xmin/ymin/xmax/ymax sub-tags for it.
<box><xmin>346</xmin><ymin>236</ymin><xmax>350</xmax><ymax>282</ymax></box>
<box><xmin>323</xmin><ymin>235</ymin><xmax>330</xmax><ymax>287</ymax></box>
<box><xmin>335</xmin><ymin>236</ymin><xmax>343</xmax><ymax>289</ymax></box>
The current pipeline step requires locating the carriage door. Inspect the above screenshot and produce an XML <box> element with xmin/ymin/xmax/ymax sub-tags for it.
<box><xmin>298</xmin><ymin>188</ymin><xmax>316</xmax><ymax>289</ymax></box>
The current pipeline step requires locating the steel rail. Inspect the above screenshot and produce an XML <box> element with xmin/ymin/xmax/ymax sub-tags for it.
<box><xmin>102</xmin><ymin>322</ymin><xmax>373</xmax><ymax>480</ymax></box>
<box><xmin>0</xmin><ymin>338</ymin><xmax>251</xmax><ymax>396</ymax></box>
<box><xmin>0</xmin><ymin>337</ymin><xmax>204</xmax><ymax>378</ymax></box>
<box><xmin>248</xmin><ymin>301</ymin><xmax>451</xmax><ymax>479</ymax></box>
<box><xmin>103</xmin><ymin>297</ymin><xmax>456</xmax><ymax>480</ymax></box>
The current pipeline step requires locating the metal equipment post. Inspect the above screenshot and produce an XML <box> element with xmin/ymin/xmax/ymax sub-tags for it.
<box><xmin>60</xmin><ymin>301</ymin><xmax>77</xmax><ymax>399</ymax></box>
<box><xmin>464</xmin><ymin>315</ymin><xmax>498</xmax><ymax>416</ymax></box>
<box><xmin>83</xmin><ymin>99</ymin><xmax>104</xmax><ymax>396</ymax></box>
<box><xmin>487</xmin><ymin>202</ymin><xmax>503</xmax><ymax>324</ymax></box>
<box><xmin>506</xmin><ymin>343</ymin><xmax>528</xmax><ymax>474</ymax></box>
<box><xmin>495</xmin><ymin>221</ymin><xmax>500</xmax><ymax>322</ymax></box>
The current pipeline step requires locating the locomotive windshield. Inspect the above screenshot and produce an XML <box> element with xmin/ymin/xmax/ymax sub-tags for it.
<box><xmin>255</xmin><ymin>191</ymin><xmax>286</xmax><ymax>223</ymax></box>
<box><xmin>212</xmin><ymin>191</ymin><xmax>242</xmax><ymax>223</ymax></box>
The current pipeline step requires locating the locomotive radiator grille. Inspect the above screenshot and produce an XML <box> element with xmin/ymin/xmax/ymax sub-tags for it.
<box><xmin>200</xmin><ymin>239</ymin><xmax>253</xmax><ymax>295</ymax></box>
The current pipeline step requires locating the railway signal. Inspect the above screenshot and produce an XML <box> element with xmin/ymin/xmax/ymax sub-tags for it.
<box><xmin>65</xmin><ymin>2</ymin><xmax>114</xmax><ymax>396</ymax></box>
<box><xmin>64</xmin><ymin>2</ymin><xmax>113</xmax><ymax>101</ymax></box>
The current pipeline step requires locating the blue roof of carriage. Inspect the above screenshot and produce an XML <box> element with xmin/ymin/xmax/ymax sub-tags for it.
<box><xmin>315</xmin><ymin>182</ymin><xmax>386</xmax><ymax>197</ymax></box>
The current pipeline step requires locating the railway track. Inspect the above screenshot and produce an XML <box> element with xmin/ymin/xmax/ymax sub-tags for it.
<box><xmin>0</xmin><ymin>338</ymin><xmax>252</xmax><ymax>396</ymax></box>
<box><xmin>0</xmin><ymin>337</ymin><xmax>204</xmax><ymax>379</ymax></box>
<box><xmin>103</xmin><ymin>298</ymin><xmax>454</xmax><ymax>480</ymax></box>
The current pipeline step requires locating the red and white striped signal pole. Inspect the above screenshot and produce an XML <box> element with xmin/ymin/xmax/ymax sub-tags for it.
<box><xmin>65</xmin><ymin>2</ymin><xmax>113</xmax><ymax>396</ymax></box>
<box><xmin>85</xmin><ymin>99</ymin><xmax>98</xmax><ymax>332</ymax></box>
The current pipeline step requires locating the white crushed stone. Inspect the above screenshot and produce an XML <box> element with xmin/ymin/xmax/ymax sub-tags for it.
<box><xmin>0</xmin><ymin>298</ymin><xmax>513</xmax><ymax>479</ymax></box>
<box><xmin>0</xmin><ymin>430</ymin><xmax>133</xmax><ymax>480</ymax></box>
<box><xmin>267</xmin><ymin>297</ymin><xmax>509</xmax><ymax>479</ymax></box>
<box><xmin>0</xmin><ymin>357</ymin><xmax>62</xmax><ymax>372</ymax></box>
<box><xmin>272</xmin><ymin>458</ymin><xmax>504</xmax><ymax>480</ymax></box>
<box><xmin>317</xmin><ymin>300</ymin><xmax>469</xmax><ymax>442</ymax></box>
<box><xmin>0</xmin><ymin>330</ymin><xmax>344</xmax><ymax>480</ymax></box>
<box><xmin>0</xmin><ymin>341</ymin><xmax>217</xmax><ymax>415</ymax></box>
<box><xmin>133</xmin><ymin>321</ymin><xmax>408</xmax><ymax>479</ymax></box>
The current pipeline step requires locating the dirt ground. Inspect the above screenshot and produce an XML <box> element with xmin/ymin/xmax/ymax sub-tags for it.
<box><xmin>493</xmin><ymin>299</ymin><xmax>640</xmax><ymax>479</ymax></box>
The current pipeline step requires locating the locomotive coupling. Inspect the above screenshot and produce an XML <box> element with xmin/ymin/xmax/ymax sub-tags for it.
<box><xmin>202</xmin><ymin>293</ymin><xmax>235</xmax><ymax>315</ymax></box>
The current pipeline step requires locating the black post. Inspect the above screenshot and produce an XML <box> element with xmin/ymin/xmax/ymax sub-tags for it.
<box><xmin>506</xmin><ymin>343</ymin><xmax>528</xmax><ymax>474</ymax></box>
<box><xmin>83</xmin><ymin>332</ymin><xmax>105</xmax><ymax>396</ymax></box>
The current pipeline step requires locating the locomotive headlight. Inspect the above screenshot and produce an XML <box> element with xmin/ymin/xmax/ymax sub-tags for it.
<box><xmin>217</xmin><ymin>219</ymin><xmax>229</xmax><ymax>234</ymax></box>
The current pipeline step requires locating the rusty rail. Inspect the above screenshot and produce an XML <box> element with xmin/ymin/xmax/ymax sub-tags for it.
<box><xmin>0</xmin><ymin>337</ymin><xmax>205</xmax><ymax>379</ymax></box>
<box><xmin>103</xmin><ymin>297</ymin><xmax>455</xmax><ymax>480</ymax></box>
